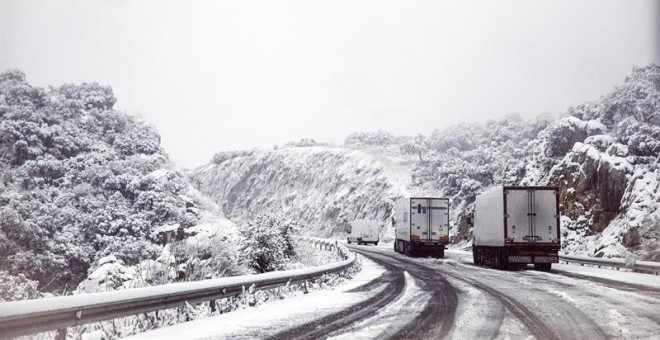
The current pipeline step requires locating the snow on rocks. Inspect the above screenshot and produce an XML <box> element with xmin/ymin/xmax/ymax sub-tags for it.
<box><xmin>189</xmin><ymin>146</ymin><xmax>411</xmax><ymax>242</ymax></box>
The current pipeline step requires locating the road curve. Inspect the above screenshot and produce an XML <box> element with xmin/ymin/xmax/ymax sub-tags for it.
<box><xmin>348</xmin><ymin>245</ymin><xmax>610</xmax><ymax>340</ymax></box>
<box><xmin>270</xmin><ymin>255</ymin><xmax>407</xmax><ymax>339</ymax></box>
<box><xmin>349</xmin><ymin>248</ymin><xmax>459</xmax><ymax>339</ymax></box>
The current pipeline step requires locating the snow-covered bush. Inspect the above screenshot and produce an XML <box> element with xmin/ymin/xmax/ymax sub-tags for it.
<box><xmin>285</xmin><ymin>138</ymin><xmax>322</xmax><ymax>147</ymax></box>
<box><xmin>581</xmin><ymin>64</ymin><xmax>660</xmax><ymax>126</ymax></box>
<box><xmin>399</xmin><ymin>134</ymin><xmax>430</xmax><ymax>162</ymax></box>
<box><xmin>239</xmin><ymin>213</ymin><xmax>298</xmax><ymax>273</ymax></box>
<box><xmin>169</xmin><ymin>235</ymin><xmax>244</xmax><ymax>281</ymax></box>
<box><xmin>0</xmin><ymin>271</ymin><xmax>42</xmax><ymax>302</ymax></box>
<box><xmin>344</xmin><ymin>130</ymin><xmax>394</xmax><ymax>147</ymax></box>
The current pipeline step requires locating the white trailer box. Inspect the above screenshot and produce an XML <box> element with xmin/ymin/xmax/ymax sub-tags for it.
<box><xmin>394</xmin><ymin>197</ymin><xmax>449</xmax><ymax>258</ymax></box>
<box><xmin>473</xmin><ymin>186</ymin><xmax>561</xmax><ymax>270</ymax></box>
<box><xmin>347</xmin><ymin>220</ymin><xmax>380</xmax><ymax>245</ymax></box>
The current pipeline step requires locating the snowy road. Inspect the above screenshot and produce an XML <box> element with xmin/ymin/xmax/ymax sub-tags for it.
<box><xmin>348</xmin><ymin>245</ymin><xmax>660</xmax><ymax>339</ymax></box>
<box><xmin>130</xmin><ymin>244</ymin><xmax>660</xmax><ymax>339</ymax></box>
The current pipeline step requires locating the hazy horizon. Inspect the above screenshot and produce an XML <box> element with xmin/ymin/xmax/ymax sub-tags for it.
<box><xmin>2</xmin><ymin>0</ymin><xmax>659</xmax><ymax>167</ymax></box>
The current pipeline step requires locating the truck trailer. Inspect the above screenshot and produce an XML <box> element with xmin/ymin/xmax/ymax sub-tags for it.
<box><xmin>394</xmin><ymin>197</ymin><xmax>450</xmax><ymax>258</ymax></box>
<box><xmin>347</xmin><ymin>219</ymin><xmax>380</xmax><ymax>245</ymax></box>
<box><xmin>472</xmin><ymin>186</ymin><xmax>561</xmax><ymax>271</ymax></box>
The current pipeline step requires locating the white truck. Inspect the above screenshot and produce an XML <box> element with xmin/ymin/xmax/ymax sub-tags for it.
<box><xmin>393</xmin><ymin>197</ymin><xmax>450</xmax><ymax>258</ymax></box>
<box><xmin>472</xmin><ymin>186</ymin><xmax>561</xmax><ymax>271</ymax></box>
<box><xmin>347</xmin><ymin>219</ymin><xmax>381</xmax><ymax>245</ymax></box>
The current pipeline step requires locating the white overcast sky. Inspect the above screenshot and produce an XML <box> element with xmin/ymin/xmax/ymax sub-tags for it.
<box><xmin>1</xmin><ymin>0</ymin><xmax>659</xmax><ymax>167</ymax></box>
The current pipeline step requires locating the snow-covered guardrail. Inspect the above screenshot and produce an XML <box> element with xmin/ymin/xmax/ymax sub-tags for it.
<box><xmin>559</xmin><ymin>255</ymin><xmax>660</xmax><ymax>275</ymax></box>
<box><xmin>0</xmin><ymin>239</ymin><xmax>354</xmax><ymax>339</ymax></box>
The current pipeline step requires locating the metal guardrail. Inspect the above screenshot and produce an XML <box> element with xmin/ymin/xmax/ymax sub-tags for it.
<box><xmin>559</xmin><ymin>254</ymin><xmax>660</xmax><ymax>275</ymax></box>
<box><xmin>0</xmin><ymin>238</ymin><xmax>354</xmax><ymax>339</ymax></box>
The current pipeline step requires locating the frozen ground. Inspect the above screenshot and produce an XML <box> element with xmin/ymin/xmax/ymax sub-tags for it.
<box><xmin>328</xmin><ymin>272</ymin><xmax>429</xmax><ymax>339</ymax></box>
<box><xmin>126</xmin><ymin>256</ymin><xmax>386</xmax><ymax>339</ymax></box>
<box><xmin>444</xmin><ymin>248</ymin><xmax>660</xmax><ymax>289</ymax></box>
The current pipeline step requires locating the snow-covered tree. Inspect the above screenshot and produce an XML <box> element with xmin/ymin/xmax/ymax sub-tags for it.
<box><xmin>400</xmin><ymin>134</ymin><xmax>429</xmax><ymax>162</ymax></box>
<box><xmin>238</xmin><ymin>213</ymin><xmax>298</xmax><ymax>273</ymax></box>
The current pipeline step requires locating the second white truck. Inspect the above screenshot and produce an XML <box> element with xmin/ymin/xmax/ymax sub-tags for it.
<box><xmin>393</xmin><ymin>197</ymin><xmax>450</xmax><ymax>258</ymax></box>
<box><xmin>472</xmin><ymin>186</ymin><xmax>561</xmax><ymax>271</ymax></box>
<box><xmin>347</xmin><ymin>219</ymin><xmax>381</xmax><ymax>245</ymax></box>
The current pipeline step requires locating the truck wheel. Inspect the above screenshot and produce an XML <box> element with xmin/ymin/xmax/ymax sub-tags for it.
<box><xmin>474</xmin><ymin>247</ymin><xmax>482</xmax><ymax>266</ymax></box>
<box><xmin>374</xmin><ymin>241</ymin><xmax>379</xmax><ymax>246</ymax></box>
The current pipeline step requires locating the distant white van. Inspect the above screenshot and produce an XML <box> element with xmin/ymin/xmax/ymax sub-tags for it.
<box><xmin>347</xmin><ymin>220</ymin><xmax>381</xmax><ymax>245</ymax></box>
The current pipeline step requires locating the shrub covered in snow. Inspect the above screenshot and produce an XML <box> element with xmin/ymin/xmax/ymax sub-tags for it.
<box><xmin>285</xmin><ymin>138</ymin><xmax>322</xmax><ymax>147</ymax></box>
<box><xmin>344</xmin><ymin>130</ymin><xmax>394</xmax><ymax>147</ymax></box>
<box><xmin>239</xmin><ymin>213</ymin><xmax>298</xmax><ymax>273</ymax></box>
<box><xmin>0</xmin><ymin>271</ymin><xmax>42</xmax><ymax>302</ymax></box>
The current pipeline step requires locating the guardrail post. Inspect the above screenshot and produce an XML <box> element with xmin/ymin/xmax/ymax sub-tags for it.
<box><xmin>56</xmin><ymin>328</ymin><xmax>67</xmax><ymax>340</ymax></box>
<box><xmin>209</xmin><ymin>299</ymin><xmax>216</xmax><ymax>313</ymax></box>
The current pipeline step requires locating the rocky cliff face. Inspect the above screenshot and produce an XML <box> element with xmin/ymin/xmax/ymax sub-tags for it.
<box><xmin>189</xmin><ymin>147</ymin><xmax>413</xmax><ymax>241</ymax></box>
<box><xmin>521</xmin><ymin>65</ymin><xmax>660</xmax><ymax>260</ymax></box>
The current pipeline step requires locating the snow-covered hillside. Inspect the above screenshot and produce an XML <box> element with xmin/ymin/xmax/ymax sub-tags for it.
<box><xmin>189</xmin><ymin>146</ymin><xmax>420</xmax><ymax>242</ymax></box>
<box><xmin>192</xmin><ymin>64</ymin><xmax>660</xmax><ymax>261</ymax></box>
<box><xmin>415</xmin><ymin>64</ymin><xmax>660</xmax><ymax>260</ymax></box>
<box><xmin>0</xmin><ymin>71</ymin><xmax>243</xmax><ymax>301</ymax></box>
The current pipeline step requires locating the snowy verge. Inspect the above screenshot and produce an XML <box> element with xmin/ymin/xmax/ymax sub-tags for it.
<box><xmin>0</xmin><ymin>239</ymin><xmax>356</xmax><ymax>338</ymax></box>
<box><xmin>126</xmin><ymin>256</ymin><xmax>386</xmax><ymax>339</ymax></box>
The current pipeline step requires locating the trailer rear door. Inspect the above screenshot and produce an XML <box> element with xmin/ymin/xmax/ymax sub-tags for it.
<box><xmin>429</xmin><ymin>198</ymin><xmax>449</xmax><ymax>241</ymax></box>
<box><xmin>506</xmin><ymin>189</ymin><xmax>532</xmax><ymax>243</ymax></box>
<box><xmin>410</xmin><ymin>198</ymin><xmax>429</xmax><ymax>242</ymax></box>
<box><xmin>532</xmin><ymin>189</ymin><xmax>560</xmax><ymax>243</ymax></box>
<box><xmin>505</xmin><ymin>188</ymin><xmax>560</xmax><ymax>244</ymax></box>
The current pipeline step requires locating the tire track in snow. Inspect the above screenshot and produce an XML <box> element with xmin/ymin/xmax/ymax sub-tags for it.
<box><xmin>270</xmin><ymin>254</ymin><xmax>406</xmax><ymax>339</ymax></box>
<box><xmin>438</xmin><ymin>261</ymin><xmax>607</xmax><ymax>340</ymax></box>
<box><xmin>327</xmin><ymin>272</ymin><xmax>429</xmax><ymax>339</ymax></box>
<box><xmin>350</xmin><ymin>247</ymin><xmax>459</xmax><ymax>339</ymax></box>
<box><xmin>358</xmin><ymin>246</ymin><xmax>559</xmax><ymax>340</ymax></box>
